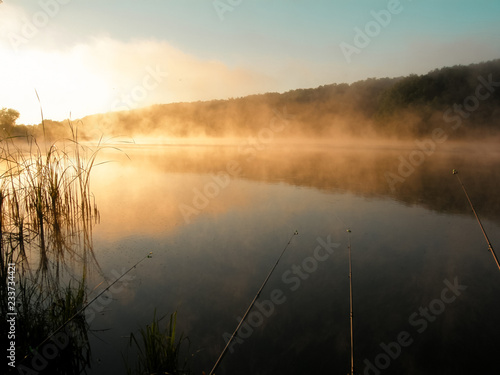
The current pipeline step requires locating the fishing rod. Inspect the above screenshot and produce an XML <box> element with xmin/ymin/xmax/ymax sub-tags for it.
<box><xmin>208</xmin><ymin>230</ymin><xmax>299</xmax><ymax>375</ymax></box>
<box><xmin>334</xmin><ymin>213</ymin><xmax>356</xmax><ymax>374</ymax></box>
<box><xmin>347</xmin><ymin>229</ymin><xmax>354</xmax><ymax>375</ymax></box>
<box><xmin>452</xmin><ymin>169</ymin><xmax>500</xmax><ymax>272</ymax></box>
<box><xmin>21</xmin><ymin>251</ymin><xmax>153</xmax><ymax>362</ymax></box>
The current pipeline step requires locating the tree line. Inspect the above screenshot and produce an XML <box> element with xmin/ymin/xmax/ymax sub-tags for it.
<box><xmin>4</xmin><ymin>58</ymin><xmax>500</xmax><ymax>140</ymax></box>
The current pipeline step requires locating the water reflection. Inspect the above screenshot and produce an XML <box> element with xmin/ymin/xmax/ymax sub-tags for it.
<box><xmin>86</xmin><ymin>142</ymin><xmax>500</xmax><ymax>375</ymax></box>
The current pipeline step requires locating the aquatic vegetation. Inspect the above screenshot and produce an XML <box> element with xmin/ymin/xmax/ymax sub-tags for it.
<box><xmin>126</xmin><ymin>310</ymin><xmax>191</xmax><ymax>375</ymax></box>
<box><xmin>0</xmin><ymin>119</ymin><xmax>102</xmax><ymax>374</ymax></box>
<box><xmin>0</xmin><ymin>125</ymin><xmax>101</xmax><ymax>278</ymax></box>
<box><xmin>12</xmin><ymin>279</ymin><xmax>91</xmax><ymax>375</ymax></box>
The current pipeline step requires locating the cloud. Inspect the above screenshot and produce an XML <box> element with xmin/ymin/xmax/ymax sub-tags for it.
<box><xmin>0</xmin><ymin>36</ymin><xmax>277</xmax><ymax>124</ymax></box>
<box><xmin>80</xmin><ymin>37</ymin><xmax>278</xmax><ymax>106</ymax></box>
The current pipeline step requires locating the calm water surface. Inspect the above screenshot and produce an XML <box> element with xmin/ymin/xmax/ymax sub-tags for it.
<box><xmin>83</xmin><ymin>142</ymin><xmax>500</xmax><ymax>375</ymax></box>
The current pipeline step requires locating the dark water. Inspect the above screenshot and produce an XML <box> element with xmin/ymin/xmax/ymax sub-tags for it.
<box><xmin>84</xmin><ymin>141</ymin><xmax>500</xmax><ymax>375</ymax></box>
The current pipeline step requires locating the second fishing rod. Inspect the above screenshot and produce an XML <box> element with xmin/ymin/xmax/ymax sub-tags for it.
<box><xmin>208</xmin><ymin>230</ymin><xmax>299</xmax><ymax>375</ymax></box>
<box><xmin>452</xmin><ymin>169</ymin><xmax>500</xmax><ymax>272</ymax></box>
<box><xmin>18</xmin><ymin>251</ymin><xmax>154</xmax><ymax>365</ymax></box>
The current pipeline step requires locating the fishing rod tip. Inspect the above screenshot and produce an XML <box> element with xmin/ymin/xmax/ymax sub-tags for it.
<box><xmin>452</xmin><ymin>169</ymin><xmax>458</xmax><ymax>175</ymax></box>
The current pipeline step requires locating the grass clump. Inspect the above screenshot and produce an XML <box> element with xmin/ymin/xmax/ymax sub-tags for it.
<box><xmin>126</xmin><ymin>310</ymin><xmax>191</xmax><ymax>375</ymax></box>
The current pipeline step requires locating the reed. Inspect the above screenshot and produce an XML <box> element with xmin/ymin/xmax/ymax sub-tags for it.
<box><xmin>1</xmin><ymin>118</ymin><xmax>103</xmax><ymax>374</ymax></box>
<box><xmin>126</xmin><ymin>310</ymin><xmax>191</xmax><ymax>375</ymax></box>
<box><xmin>0</xmin><ymin>128</ymin><xmax>101</xmax><ymax>284</ymax></box>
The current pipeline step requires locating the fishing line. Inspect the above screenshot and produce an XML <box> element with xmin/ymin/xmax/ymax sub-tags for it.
<box><xmin>21</xmin><ymin>251</ymin><xmax>153</xmax><ymax>362</ymax></box>
<box><xmin>208</xmin><ymin>230</ymin><xmax>299</xmax><ymax>375</ymax></box>
<box><xmin>452</xmin><ymin>169</ymin><xmax>500</xmax><ymax>272</ymax></box>
<box><xmin>334</xmin><ymin>212</ymin><xmax>350</xmax><ymax>230</ymax></box>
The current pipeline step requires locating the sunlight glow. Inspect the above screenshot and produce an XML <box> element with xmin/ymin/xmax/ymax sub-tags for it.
<box><xmin>0</xmin><ymin>45</ymin><xmax>114</xmax><ymax>124</ymax></box>
<box><xmin>0</xmin><ymin>36</ymin><xmax>274</xmax><ymax>125</ymax></box>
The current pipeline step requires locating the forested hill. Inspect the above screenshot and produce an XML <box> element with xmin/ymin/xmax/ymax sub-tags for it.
<box><xmin>4</xmin><ymin>59</ymin><xmax>500</xmax><ymax>140</ymax></box>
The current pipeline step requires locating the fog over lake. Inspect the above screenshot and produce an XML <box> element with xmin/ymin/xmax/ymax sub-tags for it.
<box><xmin>81</xmin><ymin>140</ymin><xmax>500</xmax><ymax>375</ymax></box>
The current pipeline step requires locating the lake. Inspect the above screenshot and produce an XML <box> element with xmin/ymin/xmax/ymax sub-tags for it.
<box><xmin>82</xmin><ymin>140</ymin><xmax>500</xmax><ymax>375</ymax></box>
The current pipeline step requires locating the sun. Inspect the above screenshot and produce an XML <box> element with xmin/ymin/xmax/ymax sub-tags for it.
<box><xmin>0</xmin><ymin>43</ymin><xmax>115</xmax><ymax>125</ymax></box>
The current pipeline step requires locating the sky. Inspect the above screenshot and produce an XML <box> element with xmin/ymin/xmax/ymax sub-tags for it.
<box><xmin>0</xmin><ymin>0</ymin><xmax>499</xmax><ymax>125</ymax></box>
